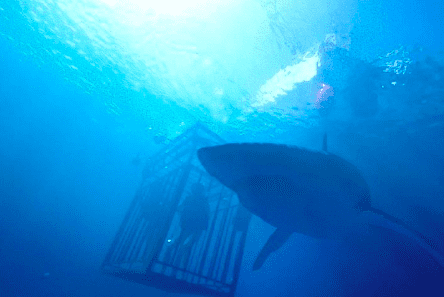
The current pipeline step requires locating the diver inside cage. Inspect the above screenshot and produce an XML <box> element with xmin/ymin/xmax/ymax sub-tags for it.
<box><xmin>165</xmin><ymin>182</ymin><xmax>210</xmax><ymax>268</ymax></box>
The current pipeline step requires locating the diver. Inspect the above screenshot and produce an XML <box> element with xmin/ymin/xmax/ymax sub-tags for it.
<box><xmin>167</xmin><ymin>183</ymin><xmax>210</xmax><ymax>268</ymax></box>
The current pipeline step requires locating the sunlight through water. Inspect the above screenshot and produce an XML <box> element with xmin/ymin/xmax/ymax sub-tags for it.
<box><xmin>97</xmin><ymin>0</ymin><xmax>217</xmax><ymax>17</ymax></box>
<box><xmin>9</xmin><ymin>0</ymin><xmax>357</xmax><ymax>133</ymax></box>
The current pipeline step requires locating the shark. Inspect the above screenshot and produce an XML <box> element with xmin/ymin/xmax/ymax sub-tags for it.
<box><xmin>197</xmin><ymin>135</ymin><xmax>444</xmax><ymax>270</ymax></box>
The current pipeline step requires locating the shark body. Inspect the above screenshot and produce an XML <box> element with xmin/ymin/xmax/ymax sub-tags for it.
<box><xmin>197</xmin><ymin>141</ymin><xmax>444</xmax><ymax>270</ymax></box>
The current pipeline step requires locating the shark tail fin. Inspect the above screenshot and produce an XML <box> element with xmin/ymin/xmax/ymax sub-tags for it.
<box><xmin>253</xmin><ymin>228</ymin><xmax>293</xmax><ymax>271</ymax></box>
<box><xmin>363</xmin><ymin>207</ymin><xmax>444</xmax><ymax>267</ymax></box>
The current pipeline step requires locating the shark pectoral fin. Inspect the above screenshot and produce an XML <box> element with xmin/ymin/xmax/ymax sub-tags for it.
<box><xmin>253</xmin><ymin>228</ymin><xmax>293</xmax><ymax>271</ymax></box>
<box><xmin>363</xmin><ymin>207</ymin><xmax>444</xmax><ymax>267</ymax></box>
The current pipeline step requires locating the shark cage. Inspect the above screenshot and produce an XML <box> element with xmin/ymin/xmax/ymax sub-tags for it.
<box><xmin>101</xmin><ymin>123</ymin><xmax>251</xmax><ymax>297</ymax></box>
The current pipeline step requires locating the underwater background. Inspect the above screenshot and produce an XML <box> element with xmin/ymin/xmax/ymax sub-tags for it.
<box><xmin>1</xmin><ymin>0</ymin><xmax>444</xmax><ymax>296</ymax></box>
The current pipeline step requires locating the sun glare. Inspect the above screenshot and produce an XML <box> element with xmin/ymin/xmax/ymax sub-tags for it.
<box><xmin>97</xmin><ymin>0</ymin><xmax>214</xmax><ymax>16</ymax></box>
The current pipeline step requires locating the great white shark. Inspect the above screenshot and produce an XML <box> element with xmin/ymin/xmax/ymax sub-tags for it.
<box><xmin>197</xmin><ymin>135</ymin><xmax>444</xmax><ymax>270</ymax></box>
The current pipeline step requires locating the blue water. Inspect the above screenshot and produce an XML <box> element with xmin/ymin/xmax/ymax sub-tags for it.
<box><xmin>1</xmin><ymin>1</ymin><xmax>444</xmax><ymax>296</ymax></box>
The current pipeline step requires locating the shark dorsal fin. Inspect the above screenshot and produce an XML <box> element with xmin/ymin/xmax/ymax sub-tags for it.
<box><xmin>322</xmin><ymin>133</ymin><xmax>328</xmax><ymax>152</ymax></box>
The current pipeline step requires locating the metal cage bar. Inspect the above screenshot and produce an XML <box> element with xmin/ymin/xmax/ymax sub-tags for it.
<box><xmin>102</xmin><ymin>123</ymin><xmax>251</xmax><ymax>297</ymax></box>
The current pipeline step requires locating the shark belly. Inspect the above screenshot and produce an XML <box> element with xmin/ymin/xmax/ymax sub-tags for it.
<box><xmin>235</xmin><ymin>174</ymin><xmax>363</xmax><ymax>240</ymax></box>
